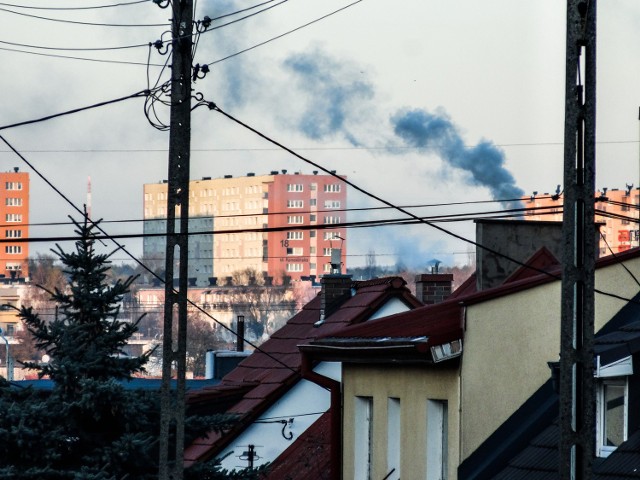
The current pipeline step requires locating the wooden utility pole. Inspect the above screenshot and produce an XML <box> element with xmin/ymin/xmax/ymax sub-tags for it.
<box><xmin>159</xmin><ymin>0</ymin><xmax>193</xmax><ymax>478</ymax></box>
<box><xmin>560</xmin><ymin>1</ymin><xmax>597</xmax><ymax>478</ymax></box>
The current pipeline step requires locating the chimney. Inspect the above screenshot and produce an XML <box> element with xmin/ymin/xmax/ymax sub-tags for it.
<box><xmin>317</xmin><ymin>274</ymin><xmax>353</xmax><ymax>325</ymax></box>
<box><xmin>236</xmin><ymin>315</ymin><xmax>245</xmax><ymax>352</ymax></box>
<box><xmin>475</xmin><ymin>219</ymin><xmax>574</xmax><ymax>291</ymax></box>
<box><xmin>415</xmin><ymin>273</ymin><xmax>453</xmax><ymax>305</ymax></box>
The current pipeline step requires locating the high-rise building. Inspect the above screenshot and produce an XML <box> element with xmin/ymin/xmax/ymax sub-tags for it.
<box><xmin>0</xmin><ymin>168</ymin><xmax>28</xmax><ymax>280</ymax></box>
<box><xmin>523</xmin><ymin>186</ymin><xmax>639</xmax><ymax>256</ymax></box>
<box><xmin>143</xmin><ymin>171</ymin><xmax>347</xmax><ymax>285</ymax></box>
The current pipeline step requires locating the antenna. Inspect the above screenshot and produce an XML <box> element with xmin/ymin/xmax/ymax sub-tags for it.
<box><xmin>87</xmin><ymin>176</ymin><xmax>92</xmax><ymax>219</ymax></box>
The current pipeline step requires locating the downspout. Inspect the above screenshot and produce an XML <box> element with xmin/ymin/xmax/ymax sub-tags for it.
<box><xmin>301</xmin><ymin>353</ymin><xmax>341</xmax><ymax>480</ymax></box>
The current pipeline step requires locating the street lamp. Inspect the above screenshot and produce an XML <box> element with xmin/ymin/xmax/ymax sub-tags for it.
<box><xmin>0</xmin><ymin>327</ymin><xmax>13</xmax><ymax>381</ymax></box>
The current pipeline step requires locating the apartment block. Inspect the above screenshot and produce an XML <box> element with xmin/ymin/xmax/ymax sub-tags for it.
<box><xmin>143</xmin><ymin>171</ymin><xmax>347</xmax><ymax>285</ymax></box>
<box><xmin>523</xmin><ymin>186</ymin><xmax>639</xmax><ymax>256</ymax></box>
<box><xmin>0</xmin><ymin>168</ymin><xmax>28</xmax><ymax>280</ymax></box>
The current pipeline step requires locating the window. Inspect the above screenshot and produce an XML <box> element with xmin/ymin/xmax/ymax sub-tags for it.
<box><xmin>310</xmin><ymin>183</ymin><xmax>317</xmax><ymax>191</ymax></box>
<box><xmin>287</xmin><ymin>247</ymin><xmax>303</xmax><ymax>256</ymax></box>
<box><xmin>310</xmin><ymin>246</ymin><xmax>316</xmax><ymax>254</ymax></box>
<box><xmin>5</xmin><ymin>198</ymin><xmax>22</xmax><ymax>206</ymax></box>
<box><xmin>310</xmin><ymin>199</ymin><xmax>317</xmax><ymax>207</ymax></box>
<box><xmin>5</xmin><ymin>324</ymin><xmax>15</xmax><ymax>336</ymax></box>
<box><xmin>5</xmin><ymin>246</ymin><xmax>22</xmax><ymax>254</ymax></box>
<box><xmin>387</xmin><ymin>398</ymin><xmax>401</xmax><ymax>479</ymax></box>
<box><xmin>5</xmin><ymin>182</ymin><xmax>22</xmax><ymax>190</ymax></box>
<box><xmin>287</xmin><ymin>231</ymin><xmax>303</xmax><ymax>240</ymax></box>
<box><xmin>597</xmin><ymin>378</ymin><xmax>627</xmax><ymax>457</ymax></box>
<box><xmin>324</xmin><ymin>216</ymin><xmax>341</xmax><ymax>224</ymax></box>
<box><xmin>324</xmin><ymin>184</ymin><xmax>341</xmax><ymax>192</ymax></box>
<box><xmin>287</xmin><ymin>199</ymin><xmax>304</xmax><ymax>208</ymax></box>
<box><xmin>287</xmin><ymin>215</ymin><xmax>303</xmax><ymax>224</ymax></box>
<box><xmin>354</xmin><ymin>396</ymin><xmax>373</xmax><ymax>480</ymax></box>
<box><xmin>310</xmin><ymin>230</ymin><xmax>316</xmax><ymax>238</ymax></box>
<box><xmin>427</xmin><ymin>400</ymin><xmax>448</xmax><ymax>480</ymax></box>
<box><xmin>323</xmin><ymin>248</ymin><xmax>333</xmax><ymax>256</ymax></box>
<box><xmin>5</xmin><ymin>230</ymin><xmax>21</xmax><ymax>238</ymax></box>
<box><xmin>310</xmin><ymin>214</ymin><xmax>316</xmax><ymax>222</ymax></box>
<box><xmin>286</xmin><ymin>263</ymin><xmax>303</xmax><ymax>272</ymax></box>
<box><xmin>323</xmin><ymin>263</ymin><xmax>331</xmax><ymax>273</ymax></box>
<box><xmin>310</xmin><ymin>262</ymin><xmax>316</xmax><ymax>270</ymax></box>
<box><xmin>324</xmin><ymin>200</ymin><xmax>341</xmax><ymax>209</ymax></box>
<box><xmin>324</xmin><ymin>232</ymin><xmax>340</xmax><ymax>240</ymax></box>
<box><xmin>287</xmin><ymin>184</ymin><xmax>303</xmax><ymax>192</ymax></box>
<box><xmin>5</xmin><ymin>214</ymin><xmax>22</xmax><ymax>222</ymax></box>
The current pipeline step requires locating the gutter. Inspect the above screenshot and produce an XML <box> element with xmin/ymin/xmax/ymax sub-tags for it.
<box><xmin>300</xmin><ymin>352</ymin><xmax>341</xmax><ymax>480</ymax></box>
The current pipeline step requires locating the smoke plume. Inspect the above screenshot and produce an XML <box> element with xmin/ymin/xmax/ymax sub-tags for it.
<box><xmin>283</xmin><ymin>49</ymin><xmax>374</xmax><ymax>144</ymax></box>
<box><xmin>392</xmin><ymin>108</ymin><xmax>524</xmax><ymax>209</ymax></box>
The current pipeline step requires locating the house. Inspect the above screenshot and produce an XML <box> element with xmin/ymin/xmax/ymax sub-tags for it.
<box><xmin>301</xmin><ymin>219</ymin><xmax>640</xmax><ymax>479</ymax></box>
<box><xmin>183</xmin><ymin>274</ymin><xmax>423</xmax><ymax>476</ymax></box>
<box><xmin>460</xmin><ymin>296</ymin><xmax>640</xmax><ymax>478</ymax></box>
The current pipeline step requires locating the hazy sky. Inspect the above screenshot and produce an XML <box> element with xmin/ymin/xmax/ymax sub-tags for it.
<box><xmin>1</xmin><ymin>0</ymin><xmax>639</xmax><ymax>270</ymax></box>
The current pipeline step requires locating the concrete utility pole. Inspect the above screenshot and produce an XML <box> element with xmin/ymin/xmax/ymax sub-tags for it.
<box><xmin>560</xmin><ymin>1</ymin><xmax>597</xmax><ymax>479</ymax></box>
<box><xmin>158</xmin><ymin>0</ymin><xmax>193</xmax><ymax>478</ymax></box>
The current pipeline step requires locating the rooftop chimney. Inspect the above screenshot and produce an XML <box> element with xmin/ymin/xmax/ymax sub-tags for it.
<box><xmin>236</xmin><ymin>315</ymin><xmax>245</xmax><ymax>352</ymax></box>
<box><xmin>317</xmin><ymin>274</ymin><xmax>353</xmax><ymax>325</ymax></box>
<box><xmin>415</xmin><ymin>273</ymin><xmax>453</xmax><ymax>305</ymax></box>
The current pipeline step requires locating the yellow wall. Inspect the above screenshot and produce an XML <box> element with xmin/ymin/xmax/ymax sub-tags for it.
<box><xmin>460</xmin><ymin>255</ymin><xmax>640</xmax><ymax>460</ymax></box>
<box><xmin>342</xmin><ymin>363</ymin><xmax>460</xmax><ymax>480</ymax></box>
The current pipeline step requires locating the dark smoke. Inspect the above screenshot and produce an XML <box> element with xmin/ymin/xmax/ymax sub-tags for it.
<box><xmin>392</xmin><ymin>108</ymin><xmax>524</xmax><ymax>209</ymax></box>
<box><xmin>283</xmin><ymin>50</ymin><xmax>374</xmax><ymax>143</ymax></box>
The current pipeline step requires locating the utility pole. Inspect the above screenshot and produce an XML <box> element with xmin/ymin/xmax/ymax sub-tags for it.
<box><xmin>158</xmin><ymin>0</ymin><xmax>193</xmax><ymax>478</ymax></box>
<box><xmin>560</xmin><ymin>1</ymin><xmax>597</xmax><ymax>479</ymax></box>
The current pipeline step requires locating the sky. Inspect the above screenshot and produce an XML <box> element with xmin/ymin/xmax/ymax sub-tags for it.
<box><xmin>1</xmin><ymin>0</ymin><xmax>639</xmax><ymax>270</ymax></box>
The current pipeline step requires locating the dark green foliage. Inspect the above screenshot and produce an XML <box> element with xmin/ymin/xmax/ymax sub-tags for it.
<box><xmin>0</xmin><ymin>219</ymin><xmax>261</xmax><ymax>479</ymax></box>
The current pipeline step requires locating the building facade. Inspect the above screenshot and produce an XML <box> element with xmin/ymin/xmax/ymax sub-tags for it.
<box><xmin>524</xmin><ymin>186</ymin><xmax>639</xmax><ymax>256</ymax></box>
<box><xmin>143</xmin><ymin>171</ymin><xmax>347</xmax><ymax>285</ymax></box>
<box><xmin>0</xmin><ymin>168</ymin><xmax>28</xmax><ymax>280</ymax></box>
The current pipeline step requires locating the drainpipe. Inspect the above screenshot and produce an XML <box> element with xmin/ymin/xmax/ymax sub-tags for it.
<box><xmin>300</xmin><ymin>353</ymin><xmax>341</xmax><ymax>480</ymax></box>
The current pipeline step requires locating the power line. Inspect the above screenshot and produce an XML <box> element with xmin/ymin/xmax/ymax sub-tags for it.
<box><xmin>0</xmin><ymin>6</ymin><xmax>168</xmax><ymax>27</ymax></box>
<box><xmin>0</xmin><ymin>45</ymin><xmax>164</xmax><ymax>66</ymax></box>
<box><xmin>0</xmin><ymin>88</ymin><xmax>152</xmax><ymax>131</ymax></box>
<box><xmin>0</xmin><ymin>0</ymin><xmax>148</xmax><ymax>10</ymax></box>
<box><xmin>204</xmin><ymin>101</ymin><xmax>640</xmax><ymax>306</ymax></box>
<box><xmin>205</xmin><ymin>0</ymin><xmax>364</xmax><ymax>66</ymax></box>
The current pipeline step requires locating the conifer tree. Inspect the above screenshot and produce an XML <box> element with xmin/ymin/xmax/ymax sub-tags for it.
<box><xmin>0</xmin><ymin>218</ymin><xmax>266</xmax><ymax>479</ymax></box>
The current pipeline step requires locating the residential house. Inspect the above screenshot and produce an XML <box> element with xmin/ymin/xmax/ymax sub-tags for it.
<box><xmin>183</xmin><ymin>274</ymin><xmax>423</xmax><ymax>477</ymax></box>
<box><xmin>302</xmin><ymin>219</ymin><xmax>640</xmax><ymax>479</ymax></box>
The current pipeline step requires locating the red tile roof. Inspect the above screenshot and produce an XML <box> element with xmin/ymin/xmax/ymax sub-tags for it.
<box><xmin>184</xmin><ymin>276</ymin><xmax>421</xmax><ymax>466</ymax></box>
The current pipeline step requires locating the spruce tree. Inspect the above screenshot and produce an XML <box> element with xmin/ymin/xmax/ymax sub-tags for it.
<box><xmin>0</xmin><ymin>218</ymin><xmax>266</xmax><ymax>479</ymax></box>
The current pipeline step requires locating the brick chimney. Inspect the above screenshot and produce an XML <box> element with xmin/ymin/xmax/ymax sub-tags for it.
<box><xmin>317</xmin><ymin>274</ymin><xmax>353</xmax><ymax>324</ymax></box>
<box><xmin>415</xmin><ymin>273</ymin><xmax>453</xmax><ymax>305</ymax></box>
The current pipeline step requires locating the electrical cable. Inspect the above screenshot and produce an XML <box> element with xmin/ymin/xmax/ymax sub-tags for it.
<box><xmin>0</xmin><ymin>45</ymin><xmax>166</xmax><ymax>66</ymax></box>
<box><xmin>0</xmin><ymin>0</ymin><xmax>148</xmax><ymax>10</ymax></box>
<box><xmin>0</xmin><ymin>6</ymin><xmax>168</xmax><ymax>27</ymax></box>
<box><xmin>204</xmin><ymin>101</ymin><xmax>640</xmax><ymax>306</ymax></box>
<box><xmin>0</xmin><ymin>135</ymin><xmax>302</xmax><ymax>376</ymax></box>
<box><xmin>0</xmin><ymin>37</ymin><xmax>150</xmax><ymax>52</ymax></box>
<box><xmin>205</xmin><ymin>0</ymin><xmax>363</xmax><ymax>67</ymax></box>
<box><xmin>0</xmin><ymin>89</ymin><xmax>152</xmax><ymax>132</ymax></box>
<box><xmin>0</xmin><ymin>205</ymin><xmax>568</xmax><ymax>244</ymax></box>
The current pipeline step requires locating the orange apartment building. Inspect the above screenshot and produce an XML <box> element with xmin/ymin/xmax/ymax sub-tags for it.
<box><xmin>524</xmin><ymin>186</ymin><xmax>639</xmax><ymax>255</ymax></box>
<box><xmin>143</xmin><ymin>171</ymin><xmax>347</xmax><ymax>285</ymax></box>
<box><xmin>0</xmin><ymin>168</ymin><xmax>28</xmax><ymax>280</ymax></box>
